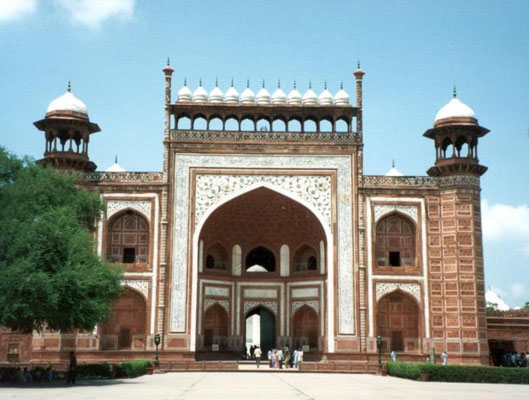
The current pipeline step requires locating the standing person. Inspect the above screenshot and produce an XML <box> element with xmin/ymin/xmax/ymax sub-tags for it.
<box><xmin>254</xmin><ymin>346</ymin><xmax>262</xmax><ymax>368</ymax></box>
<box><xmin>272</xmin><ymin>350</ymin><xmax>278</xmax><ymax>369</ymax></box>
<box><xmin>284</xmin><ymin>349</ymin><xmax>291</xmax><ymax>369</ymax></box>
<box><xmin>293</xmin><ymin>349</ymin><xmax>299</xmax><ymax>369</ymax></box>
<box><xmin>298</xmin><ymin>349</ymin><xmax>304</xmax><ymax>368</ymax></box>
<box><xmin>66</xmin><ymin>351</ymin><xmax>77</xmax><ymax>385</ymax></box>
<box><xmin>268</xmin><ymin>349</ymin><xmax>272</xmax><ymax>368</ymax></box>
<box><xmin>278</xmin><ymin>348</ymin><xmax>284</xmax><ymax>369</ymax></box>
<box><xmin>391</xmin><ymin>350</ymin><xmax>398</xmax><ymax>362</ymax></box>
<box><xmin>441</xmin><ymin>351</ymin><xmax>448</xmax><ymax>366</ymax></box>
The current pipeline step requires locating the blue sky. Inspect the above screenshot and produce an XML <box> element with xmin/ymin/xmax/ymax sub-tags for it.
<box><xmin>1</xmin><ymin>1</ymin><xmax>528</xmax><ymax>307</ymax></box>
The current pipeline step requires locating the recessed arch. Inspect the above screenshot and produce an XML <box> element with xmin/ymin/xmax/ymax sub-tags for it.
<box><xmin>106</xmin><ymin>210</ymin><xmax>149</xmax><ymax>264</ymax></box>
<box><xmin>292</xmin><ymin>305</ymin><xmax>319</xmax><ymax>350</ymax></box>
<box><xmin>246</xmin><ymin>246</ymin><xmax>276</xmax><ymax>272</ymax></box>
<box><xmin>375</xmin><ymin>211</ymin><xmax>416</xmax><ymax>267</ymax></box>
<box><xmin>376</xmin><ymin>290</ymin><xmax>420</xmax><ymax>352</ymax></box>
<box><xmin>293</xmin><ymin>244</ymin><xmax>318</xmax><ymax>272</ymax></box>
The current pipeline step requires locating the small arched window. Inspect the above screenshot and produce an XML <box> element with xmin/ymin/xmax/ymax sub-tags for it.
<box><xmin>205</xmin><ymin>243</ymin><xmax>229</xmax><ymax>271</ymax></box>
<box><xmin>375</xmin><ymin>213</ymin><xmax>416</xmax><ymax>267</ymax></box>
<box><xmin>246</xmin><ymin>246</ymin><xmax>275</xmax><ymax>272</ymax></box>
<box><xmin>107</xmin><ymin>211</ymin><xmax>149</xmax><ymax>264</ymax></box>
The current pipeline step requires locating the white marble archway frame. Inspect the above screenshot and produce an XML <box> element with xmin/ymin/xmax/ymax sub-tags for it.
<box><xmin>190</xmin><ymin>181</ymin><xmax>333</xmax><ymax>351</ymax></box>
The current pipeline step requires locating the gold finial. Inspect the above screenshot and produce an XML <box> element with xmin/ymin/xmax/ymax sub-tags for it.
<box><xmin>453</xmin><ymin>85</ymin><xmax>457</xmax><ymax>98</ymax></box>
<box><xmin>357</xmin><ymin>60</ymin><xmax>361</xmax><ymax>69</ymax></box>
<box><xmin>340</xmin><ymin>81</ymin><xmax>343</xmax><ymax>90</ymax></box>
<box><xmin>166</xmin><ymin>57</ymin><xmax>170</xmax><ymax>66</ymax></box>
<box><xmin>67</xmin><ymin>80</ymin><xmax>71</xmax><ymax>92</ymax></box>
<box><xmin>215</xmin><ymin>77</ymin><xmax>219</xmax><ymax>87</ymax></box>
<box><xmin>231</xmin><ymin>78</ymin><xmax>234</xmax><ymax>87</ymax></box>
<box><xmin>246</xmin><ymin>79</ymin><xmax>250</xmax><ymax>88</ymax></box>
<box><xmin>199</xmin><ymin>78</ymin><xmax>202</xmax><ymax>87</ymax></box>
<box><xmin>324</xmin><ymin>80</ymin><xmax>327</xmax><ymax>90</ymax></box>
<box><xmin>115</xmin><ymin>155</ymin><xmax>118</xmax><ymax>164</ymax></box>
<box><xmin>293</xmin><ymin>79</ymin><xmax>297</xmax><ymax>89</ymax></box>
<box><xmin>262</xmin><ymin>79</ymin><xmax>265</xmax><ymax>88</ymax></box>
<box><xmin>309</xmin><ymin>80</ymin><xmax>312</xmax><ymax>89</ymax></box>
<box><xmin>184</xmin><ymin>77</ymin><xmax>187</xmax><ymax>86</ymax></box>
<box><xmin>392</xmin><ymin>159</ymin><xmax>395</xmax><ymax>168</ymax></box>
<box><xmin>277</xmin><ymin>79</ymin><xmax>281</xmax><ymax>88</ymax></box>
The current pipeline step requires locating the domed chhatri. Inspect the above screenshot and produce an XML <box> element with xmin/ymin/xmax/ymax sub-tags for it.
<box><xmin>287</xmin><ymin>80</ymin><xmax>302</xmax><ymax>105</ymax></box>
<box><xmin>209</xmin><ymin>79</ymin><xmax>224</xmax><ymax>103</ymax></box>
<box><xmin>271</xmin><ymin>80</ymin><xmax>287</xmax><ymax>104</ymax></box>
<box><xmin>302</xmin><ymin>81</ymin><xmax>317</xmax><ymax>105</ymax></box>
<box><xmin>255</xmin><ymin>80</ymin><xmax>271</xmax><ymax>104</ymax></box>
<box><xmin>240</xmin><ymin>80</ymin><xmax>255</xmax><ymax>104</ymax></box>
<box><xmin>192</xmin><ymin>79</ymin><xmax>208</xmax><ymax>102</ymax></box>
<box><xmin>318</xmin><ymin>82</ymin><xmax>333</xmax><ymax>105</ymax></box>
<box><xmin>224</xmin><ymin>79</ymin><xmax>239</xmax><ymax>104</ymax></box>
<box><xmin>177</xmin><ymin>79</ymin><xmax>192</xmax><ymax>102</ymax></box>
<box><xmin>434</xmin><ymin>88</ymin><xmax>476</xmax><ymax>125</ymax></box>
<box><xmin>46</xmin><ymin>81</ymin><xmax>88</xmax><ymax>118</ymax></box>
<box><xmin>334</xmin><ymin>82</ymin><xmax>350</xmax><ymax>105</ymax></box>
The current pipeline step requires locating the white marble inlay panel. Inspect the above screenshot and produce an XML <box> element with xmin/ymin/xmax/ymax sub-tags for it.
<box><xmin>291</xmin><ymin>288</ymin><xmax>319</xmax><ymax>298</ymax></box>
<box><xmin>195</xmin><ymin>174</ymin><xmax>331</xmax><ymax>227</ymax></box>
<box><xmin>171</xmin><ymin>154</ymin><xmax>354</xmax><ymax>336</ymax></box>
<box><xmin>243</xmin><ymin>301</ymin><xmax>278</xmax><ymax>315</ymax></box>
<box><xmin>375</xmin><ymin>282</ymin><xmax>421</xmax><ymax>303</ymax></box>
<box><xmin>107</xmin><ymin>200</ymin><xmax>152</xmax><ymax>221</ymax></box>
<box><xmin>292</xmin><ymin>300</ymin><xmax>320</xmax><ymax>315</ymax></box>
<box><xmin>374</xmin><ymin>204</ymin><xmax>417</xmax><ymax>223</ymax></box>
<box><xmin>204</xmin><ymin>299</ymin><xmax>229</xmax><ymax>313</ymax></box>
<box><xmin>205</xmin><ymin>286</ymin><xmax>230</xmax><ymax>297</ymax></box>
<box><xmin>123</xmin><ymin>279</ymin><xmax>149</xmax><ymax>299</ymax></box>
<box><xmin>244</xmin><ymin>288</ymin><xmax>277</xmax><ymax>299</ymax></box>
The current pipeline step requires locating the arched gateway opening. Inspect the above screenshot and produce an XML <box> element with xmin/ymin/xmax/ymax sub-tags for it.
<box><xmin>196</xmin><ymin>186</ymin><xmax>327</xmax><ymax>356</ymax></box>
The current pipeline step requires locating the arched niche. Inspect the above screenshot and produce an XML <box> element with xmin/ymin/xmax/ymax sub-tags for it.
<box><xmin>288</xmin><ymin>118</ymin><xmax>302</xmax><ymax>132</ymax></box>
<box><xmin>304</xmin><ymin>118</ymin><xmax>317</xmax><ymax>133</ymax></box>
<box><xmin>320</xmin><ymin>119</ymin><xmax>332</xmax><ymax>133</ymax></box>
<box><xmin>225</xmin><ymin>117</ymin><xmax>239</xmax><ymax>131</ymax></box>
<box><xmin>240</xmin><ymin>117</ymin><xmax>255</xmax><ymax>131</ymax></box>
<box><xmin>177</xmin><ymin>116</ymin><xmax>191</xmax><ymax>130</ymax></box>
<box><xmin>203</xmin><ymin>304</ymin><xmax>229</xmax><ymax>348</ymax></box>
<box><xmin>101</xmin><ymin>287</ymin><xmax>147</xmax><ymax>350</ymax></box>
<box><xmin>375</xmin><ymin>212</ymin><xmax>416</xmax><ymax>267</ymax></box>
<box><xmin>335</xmin><ymin>118</ymin><xmax>348</xmax><ymax>133</ymax></box>
<box><xmin>208</xmin><ymin>116</ymin><xmax>223</xmax><ymax>130</ymax></box>
<box><xmin>376</xmin><ymin>291</ymin><xmax>420</xmax><ymax>352</ymax></box>
<box><xmin>192</xmin><ymin>115</ymin><xmax>207</xmax><ymax>130</ymax></box>
<box><xmin>106</xmin><ymin>211</ymin><xmax>149</xmax><ymax>264</ymax></box>
<box><xmin>246</xmin><ymin>246</ymin><xmax>276</xmax><ymax>272</ymax></box>
<box><xmin>293</xmin><ymin>244</ymin><xmax>318</xmax><ymax>273</ymax></box>
<box><xmin>272</xmin><ymin>118</ymin><xmax>287</xmax><ymax>132</ymax></box>
<box><xmin>292</xmin><ymin>305</ymin><xmax>319</xmax><ymax>350</ymax></box>
<box><xmin>204</xmin><ymin>242</ymin><xmax>229</xmax><ymax>271</ymax></box>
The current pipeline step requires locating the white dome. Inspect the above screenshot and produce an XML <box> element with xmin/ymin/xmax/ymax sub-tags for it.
<box><xmin>177</xmin><ymin>79</ymin><xmax>192</xmax><ymax>102</ymax></box>
<box><xmin>209</xmin><ymin>80</ymin><xmax>224</xmax><ymax>103</ymax></box>
<box><xmin>46</xmin><ymin>87</ymin><xmax>88</xmax><ymax>116</ymax></box>
<box><xmin>271</xmin><ymin>82</ymin><xmax>287</xmax><ymax>104</ymax></box>
<box><xmin>240</xmin><ymin>81</ymin><xmax>255</xmax><ymax>104</ymax></box>
<box><xmin>435</xmin><ymin>97</ymin><xmax>475</xmax><ymax>122</ymax></box>
<box><xmin>256</xmin><ymin>81</ymin><xmax>271</xmax><ymax>104</ymax></box>
<box><xmin>334</xmin><ymin>83</ymin><xmax>349</xmax><ymax>105</ymax></box>
<box><xmin>318</xmin><ymin>83</ymin><xmax>333</xmax><ymax>105</ymax></box>
<box><xmin>302</xmin><ymin>82</ymin><xmax>317</xmax><ymax>105</ymax></box>
<box><xmin>287</xmin><ymin>81</ymin><xmax>302</xmax><ymax>105</ymax></box>
<box><xmin>192</xmin><ymin>80</ymin><xmax>208</xmax><ymax>102</ymax></box>
<box><xmin>385</xmin><ymin>167</ymin><xmax>404</xmax><ymax>177</ymax></box>
<box><xmin>224</xmin><ymin>80</ymin><xmax>239</xmax><ymax>103</ymax></box>
<box><xmin>105</xmin><ymin>162</ymin><xmax>125</xmax><ymax>172</ymax></box>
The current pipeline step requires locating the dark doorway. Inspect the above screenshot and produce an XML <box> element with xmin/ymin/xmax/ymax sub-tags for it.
<box><xmin>389</xmin><ymin>251</ymin><xmax>401</xmax><ymax>267</ymax></box>
<box><xmin>246</xmin><ymin>307</ymin><xmax>276</xmax><ymax>356</ymax></box>
<box><xmin>391</xmin><ymin>331</ymin><xmax>404</xmax><ymax>351</ymax></box>
<box><xmin>246</xmin><ymin>246</ymin><xmax>276</xmax><ymax>272</ymax></box>
<box><xmin>489</xmin><ymin>340</ymin><xmax>515</xmax><ymax>366</ymax></box>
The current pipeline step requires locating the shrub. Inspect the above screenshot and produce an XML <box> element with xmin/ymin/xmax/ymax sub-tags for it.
<box><xmin>76</xmin><ymin>362</ymin><xmax>111</xmax><ymax>379</ymax></box>
<box><xmin>387</xmin><ymin>362</ymin><xmax>529</xmax><ymax>384</ymax></box>
<box><xmin>116</xmin><ymin>359</ymin><xmax>152</xmax><ymax>378</ymax></box>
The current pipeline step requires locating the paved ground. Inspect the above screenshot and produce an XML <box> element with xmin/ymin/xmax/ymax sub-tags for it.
<box><xmin>1</xmin><ymin>372</ymin><xmax>524</xmax><ymax>400</ymax></box>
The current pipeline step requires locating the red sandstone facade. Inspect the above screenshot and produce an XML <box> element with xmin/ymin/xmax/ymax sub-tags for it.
<box><xmin>3</xmin><ymin>62</ymin><xmax>522</xmax><ymax>367</ymax></box>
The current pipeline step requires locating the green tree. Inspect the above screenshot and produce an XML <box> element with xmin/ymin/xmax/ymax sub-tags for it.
<box><xmin>0</xmin><ymin>147</ymin><xmax>123</xmax><ymax>333</ymax></box>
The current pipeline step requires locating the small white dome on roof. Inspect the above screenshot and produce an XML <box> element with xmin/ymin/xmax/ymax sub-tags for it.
<box><xmin>224</xmin><ymin>80</ymin><xmax>239</xmax><ymax>103</ymax></box>
<box><xmin>46</xmin><ymin>83</ymin><xmax>88</xmax><ymax>116</ymax></box>
<box><xmin>385</xmin><ymin>161</ymin><xmax>403</xmax><ymax>176</ymax></box>
<box><xmin>256</xmin><ymin>81</ymin><xmax>271</xmax><ymax>104</ymax></box>
<box><xmin>177</xmin><ymin>79</ymin><xmax>192</xmax><ymax>102</ymax></box>
<box><xmin>302</xmin><ymin>82</ymin><xmax>317</xmax><ymax>105</ymax></box>
<box><xmin>318</xmin><ymin>83</ymin><xmax>333</xmax><ymax>105</ymax></box>
<box><xmin>192</xmin><ymin>80</ymin><xmax>208</xmax><ymax>102</ymax></box>
<box><xmin>247</xmin><ymin>264</ymin><xmax>268</xmax><ymax>272</ymax></box>
<box><xmin>271</xmin><ymin>81</ymin><xmax>287</xmax><ymax>104</ymax></box>
<box><xmin>105</xmin><ymin>157</ymin><xmax>125</xmax><ymax>172</ymax></box>
<box><xmin>334</xmin><ymin>82</ymin><xmax>349</xmax><ymax>105</ymax></box>
<box><xmin>287</xmin><ymin>81</ymin><xmax>302</xmax><ymax>105</ymax></box>
<box><xmin>240</xmin><ymin>80</ymin><xmax>255</xmax><ymax>104</ymax></box>
<box><xmin>209</xmin><ymin>79</ymin><xmax>224</xmax><ymax>103</ymax></box>
<box><xmin>435</xmin><ymin>94</ymin><xmax>475</xmax><ymax>122</ymax></box>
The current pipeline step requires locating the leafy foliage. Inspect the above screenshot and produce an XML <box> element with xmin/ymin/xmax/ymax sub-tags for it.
<box><xmin>0</xmin><ymin>147</ymin><xmax>123</xmax><ymax>333</ymax></box>
<box><xmin>387</xmin><ymin>361</ymin><xmax>529</xmax><ymax>384</ymax></box>
<box><xmin>116</xmin><ymin>359</ymin><xmax>152</xmax><ymax>378</ymax></box>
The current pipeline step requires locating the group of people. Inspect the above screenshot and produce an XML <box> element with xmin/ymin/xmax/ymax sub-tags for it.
<box><xmin>497</xmin><ymin>351</ymin><xmax>529</xmax><ymax>368</ymax></box>
<box><xmin>266</xmin><ymin>347</ymin><xmax>303</xmax><ymax>369</ymax></box>
<box><xmin>0</xmin><ymin>363</ymin><xmax>54</xmax><ymax>384</ymax></box>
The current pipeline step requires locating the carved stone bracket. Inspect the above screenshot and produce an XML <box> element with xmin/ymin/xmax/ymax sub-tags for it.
<box><xmin>375</xmin><ymin>282</ymin><xmax>421</xmax><ymax>303</ymax></box>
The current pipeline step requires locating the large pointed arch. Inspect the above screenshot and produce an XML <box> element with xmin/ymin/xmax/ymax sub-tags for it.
<box><xmin>190</xmin><ymin>182</ymin><xmax>333</xmax><ymax>352</ymax></box>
